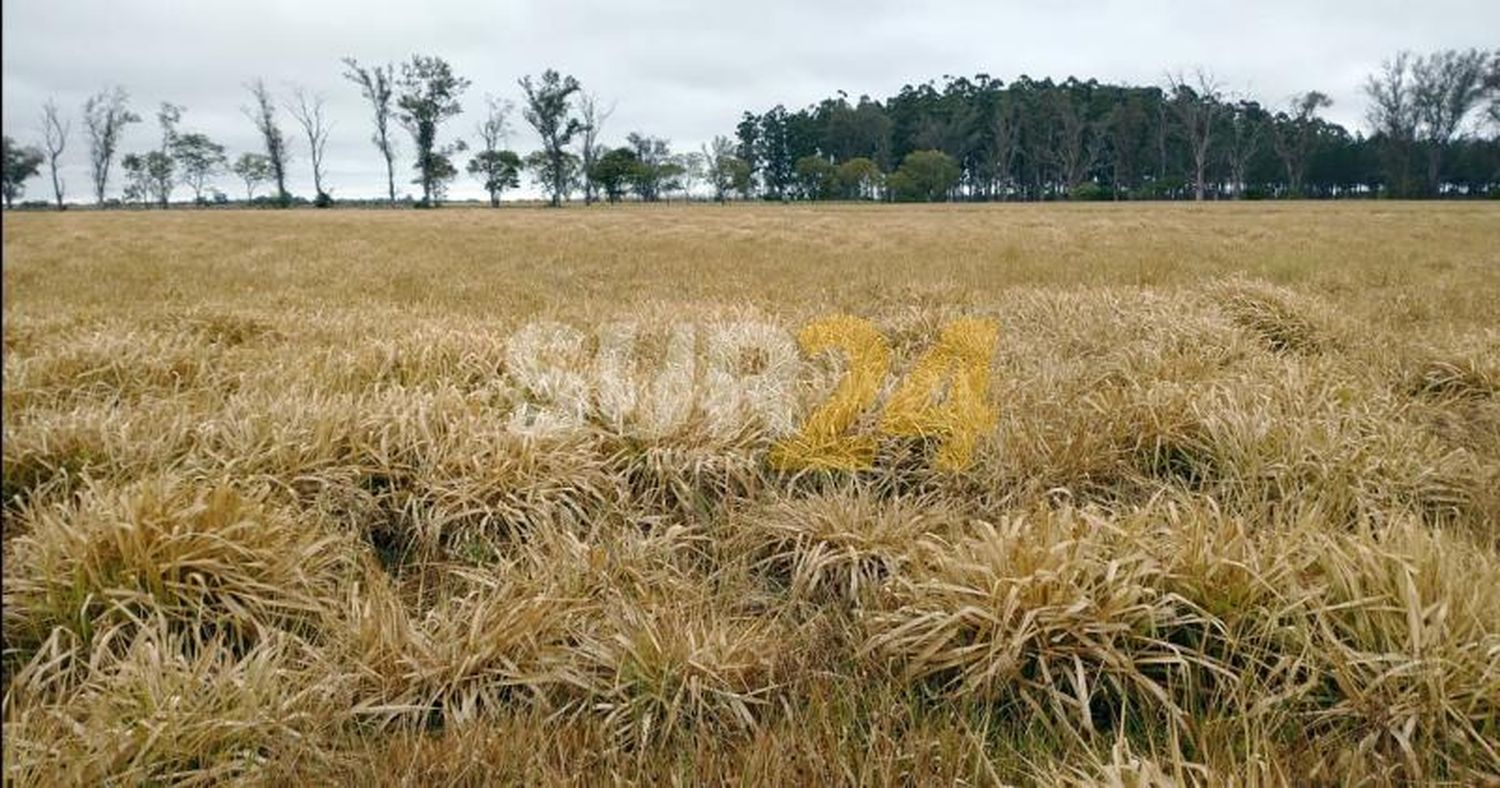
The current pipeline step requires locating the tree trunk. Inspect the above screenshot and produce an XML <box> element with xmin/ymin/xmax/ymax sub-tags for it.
<box><xmin>50</xmin><ymin>159</ymin><xmax>64</xmax><ymax>210</ymax></box>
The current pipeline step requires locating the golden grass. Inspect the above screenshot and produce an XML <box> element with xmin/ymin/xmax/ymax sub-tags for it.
<box><xmin>3</xmin><ymin>202</ymin><xmax>1499</xmax><ymax>784</ymax></box>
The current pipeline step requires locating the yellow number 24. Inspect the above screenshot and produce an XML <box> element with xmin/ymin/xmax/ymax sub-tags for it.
<box><xmin>769</xmin><ymin>315</ymin><xmax>998</xmax><ymax>472</ymax></box>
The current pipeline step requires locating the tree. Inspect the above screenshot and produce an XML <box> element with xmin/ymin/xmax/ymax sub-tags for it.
<box><xmin>342</xmin><ymin>58</ymin><xmax>398</xmax><ymax>203</ymax></box>
<box><xmin>1411</xmin><ymin>49</ymin><xmax>1492</xmax><ymax>194</ymax></box>
<box><xmin>2</xmin><ymin>136</ymin><xmax>45</xmax><ymax>208</ymax></box>
<box><xmin>150</xmin><ymin>103</ymin><xmax>183</xmax><ymax>207</ymax></box>
<box><xmin>468</xmin><ymin>95</ymin><xmax>520</xmax><ymax>207</ymax></box>
<box><xmin>1269</xmin><ymin>92</ymin><xmax>1331</xmax><ymax>197</ymax></box>
<box><xmin>289</xmin><ymin>89</ymin><xmax>332</xmax><ymax>203</ymax></box>
<box><xmin>396</xmin><ymin>55</ymin><xmax>470</xmax><ymax>206</ymax></box>
<box><xmin>701</xmin><ymin>135</ymin><xmax>742</xmax><ymax>203</ymax></box>
<box><xmin>674</xmin><ymin>151</ymin><xmax>704</xmax><ymax>200</ymax></box>
<box><xmin>578</xmin><ymin>93</ymin><xmax>613</xmax><ymax>205</ymax></box>
<box><xmin>1222</xmin><ymin>100</ymin><xmax>1266</xmax><ymax>198</ymax></box>
<box><xmin>589</xmin><ymin>147</ymin><xmax>637</xmax><ymax>202</ymax></box>
<box><xmin>41</xmin><ymin>100</ymin><xmax>68</xmax><ymax>209</ymax></box>
<box><xmin>82</xmin><ymin>87</ymin><xmax>140</xmax><ymax>204</ymax></box>
<box><xmin>231</xmin><ymin>152</ymin><xmax>273</xmax><ymax>201</ymax></box>
<box><xmin>143</xmin><ymin>150</ymin><xmax>175</xmax><ymax>208</ymax></box>
<box><xmin>519</xmin><ymin>69</ymin><xmax>585</xmax><ymax>207</ymax></box>
<box><xmin>467</xmin><ymin>150</ymin><xmax>521</xmax><ymax>206</ymax></box>
<box><xmin>624</xmin><ymin>132</ymin><xmax>674</xmax><ymax>201</ymax></box>
<box><xmin>1167</xmin><ymin>70</ymin><xmax>1225</xmax><ymax>200</ymax></box>
<box><xmin>525</xmin><ymin>148</ymin><xmax>580</xmax><ymax>202</ymax></box>
<box><xmin>423</xmin><ymin>146</ymin><xmax>465</xmax><ymax>201</ymax></box>
<box><xmin>1364</xmin><ymin>53</ymin><xmax>1420</xmax><ymax>196</ymax></box>
<box><xmin>889</xmin><ymin>149</ymin><xmax>959</xmax><ymax>202</ymax></box>
<box><xmin>120</xmin><ymin>153</ymin><xmax>151</xmax><ymax>205</ymax></box>
<box><xmin>793</xmin><ymin>155</ymin><xmax>835</xmax><ymax>199</ymax></box>
<box><xmin>245</xmin><ymin>80</ymin><xmax>290</xmax><ymax>206</ymax></box>
<box><xmin>171</xmin><ymin>133</ymin><xmax>227</xmax><ymax>204</ymax></box>
<box><xmin>835</xmin><ymin>157</ymin><xmax>882</xmax><ymax>200</ymax></box>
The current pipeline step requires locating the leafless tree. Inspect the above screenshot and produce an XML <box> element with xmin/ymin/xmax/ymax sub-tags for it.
<box><xmin>342</xmin><ymin>58</ymin><xmax>398</xmax><ymax>202</ymax></box>
<box><xmin>289</xmin><ymin>88</ymin><xmax>333</xmax><ymax>199</ymax></box>
<box><xmin>82</xmin><ymin>86</ymin><xmax>140</xmax><ymax>204</ymax></box>
<box><xmin>1167</xmin><ymin>69</ymin><xmax>1225</xmax><ymax>200</ymax></box>
<box><xmin>41</xmin><ymin>99</ymin><xmax>69</xmax><ymax>209</ymax></box>
<box><xmin>475</xmin><ymin>94</ymin><xmax>514</xmax><ymax>154</ymax></box>
<box><xmin>578</xmin><ymin>93</ymin><xmax>614</xmax><ymax>205</ymax></box>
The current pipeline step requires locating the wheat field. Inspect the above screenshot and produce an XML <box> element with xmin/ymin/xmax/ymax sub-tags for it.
<box><xmin>3</xmin><ymin>202</ymin><xmax>1499</xmax><ymax>785</ymax></box>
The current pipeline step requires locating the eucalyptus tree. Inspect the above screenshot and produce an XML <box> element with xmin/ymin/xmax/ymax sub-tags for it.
<box><xmin>1270</xmin><ymin>91</ymin><xmax>1332</xmax><ymax>197</ymax></box>
<box><xmin>396</xmin><ymin>55</ymin><xmax>470</xmax><ymax>205</ymax></box>
<box><xmin>342</xmin><ymin>58</ymin><xmax>398</xmax><ymax>202</ymax></box>
<box><xmin>245</xmin><ymin>80</ymin><xmax>290</xmax><ymax>205</ymax></box>
<box><xmin>82</xmin><ymin>86</ymin><xmax>140</xmax><ymax>204</ymax></box>
<box><xmin>519</xmin><ymin>69</ymin><xmax>585</xmax><ymax>207</ymax></box>
<box><xmin>468</xmin><ymin>95</ymin><xmax>520</xmax><ymax>206</ymax></box>
<box><xmin>231</xmin><ymin>152</ymin><xmax>273</xmax><ymax>201</ymax></box>
<box><xmin>577</xmin><ymin>93</ymin><xmax>613</xmax><ymax>204</ymax></box>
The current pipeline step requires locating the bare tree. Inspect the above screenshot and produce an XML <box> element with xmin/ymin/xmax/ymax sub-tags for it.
<box><xmin>1167</xmin><ymin>70</ymin><xmax>1225</xmax><ymax>201</ymax></box>
<box><xmin>474</xmin><ymin>94</ymin><xmax>514</xmax><ymax>154</ymax></box>
<box><xmin>41</xmin><ymin>99</ymin><xmax>69</xmax><ymax>209</ymax></box>
<box><xmin>82</xmin><ymin>86</ymin><xmax>141</xmax><ymax>205</ymax></box>
<box><xmin>289</xmin><ymin>88</ymin><xmax>333</xmax><ymax>201</ymax></box>
<box><xmin>245</xmin><ymin>80</ymin><xmax>290</xmax><ymax>206</ymax></box>
<box><xmin>577</xmin><ymin>93</ymin><xmax>613</xmax><ymax>205</ymax></box>
<box><xmin>343</xmin><ymin>58</ymin><xmax>398</xmax><ymax>203</ymax></box>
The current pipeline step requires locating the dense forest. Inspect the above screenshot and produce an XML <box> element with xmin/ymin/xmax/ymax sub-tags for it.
<box><xmin>3</xmin><ymin>48</ymin><xmax>1498</xmax><ymax>208</ymax></box>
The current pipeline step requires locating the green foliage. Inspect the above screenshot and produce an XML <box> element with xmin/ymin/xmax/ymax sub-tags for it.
<box><xmin>519</xmin><ymin>69</ymin><xmax>584</xmax><ymax>207</ymax></box>
<box><xmin>230</xmin><ymin>153</ymin><xmax>273</xmax><ymax>202</ymax></box>
<box><xmin>525</xmin><ymin>149</ymin><xmax>581</xmax><ymax>203</ymax></box>
<box><xmin>1068</xmin><ymin>182</ymin><xmax>1108</xmax><ymax>201</ymax></box>
<box><xmin>890</xmin><ymin>150</ymin><xmax>959</xmax><ymax>202</ymax></box>
<box><xmin>793</xmin><ymin>155</ymin><xmax>835</xmax><ymax>200</ymax></box>
<box><xmin>589</xmin><ymin>147</ymin><xmax>638</xmax><ymax>203</ymax></box>
<box><xmin>835</xmin><ymin>157</ymin><xmax>882</xmax><ymax>200</ymax></box>
<box><xmin>396</xmin><ymin>55</ymin><xmax>471</xmax><ymax>205</ymax></box>
<box><xmin>169</xmin><ymin>132</ymin><xmax>226</xmax><ymax>204</ymax></box>
<box><xmin>625</xmin><ymin>133</ymin><xmax>677</xmax><ymax>202</ymax></box>
<box><xmin>467</xmin><ymin>149</ymin><xmax>522</xmax><ymax>206</ymax></box>
<box><xmin>2</xmin><ymin>135</ymin><xmax>45</xmax><ymax>208</ymax></box>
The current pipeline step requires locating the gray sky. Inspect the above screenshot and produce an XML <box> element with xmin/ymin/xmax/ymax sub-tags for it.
<box><xmin>3</xmin><ymin>0</ymin><xmax>1495</xmax><ymax>202</ymax></box>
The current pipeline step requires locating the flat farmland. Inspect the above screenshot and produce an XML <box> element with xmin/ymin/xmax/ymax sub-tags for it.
<box><xmin>3</xmin><ymin>202</ymin><xmax>1499</xmax><ymax>784</ymax></box>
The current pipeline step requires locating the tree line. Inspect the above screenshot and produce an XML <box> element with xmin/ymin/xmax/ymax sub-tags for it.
<box><xmin>3</xmin><ymin>48</ymin><xmax>1498</xmax><ymax>209</ymax></box>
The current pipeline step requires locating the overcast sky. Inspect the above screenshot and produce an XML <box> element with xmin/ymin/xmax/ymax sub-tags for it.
<box><xmin>3</xmin><ymin>0</ymin><xmax>1495</xmax><ymax>202</ymax></box>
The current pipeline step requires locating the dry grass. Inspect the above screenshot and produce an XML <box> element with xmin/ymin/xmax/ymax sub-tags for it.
<box><xmin>3</xmin><ymin>202</ymin><xmax>1499</xmax><ymax>784</ymax></box>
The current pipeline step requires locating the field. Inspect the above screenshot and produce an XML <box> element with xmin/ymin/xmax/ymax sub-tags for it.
<box><xmin>3</xmin><ymin>202</ymin><xmax>1499</xmax><ymax>784</ymax></box>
